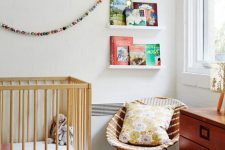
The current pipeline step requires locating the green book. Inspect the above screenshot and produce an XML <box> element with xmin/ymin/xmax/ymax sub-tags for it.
<box><xmin>146</xmin><ymin>44</ymin><xmax>161</xmax><ymax>66</ymax></box>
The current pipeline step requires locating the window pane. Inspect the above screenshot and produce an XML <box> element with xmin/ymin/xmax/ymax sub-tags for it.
<box><xmin>205</xmin><ymin>0</ymin><xmax>225</xmax><ymax>61</ymax></box>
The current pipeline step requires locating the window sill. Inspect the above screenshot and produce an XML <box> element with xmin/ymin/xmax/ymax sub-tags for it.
<box><xmin>181</xmin><ymin>72</ymin><xmax>210</xmax><ymax>89</ymax></box>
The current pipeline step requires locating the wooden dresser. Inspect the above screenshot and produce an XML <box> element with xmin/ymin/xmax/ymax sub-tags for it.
<box><xmin>180</xmin><ymin>108</ymin><xmax>225</xmax><ymax>150</ymax></box>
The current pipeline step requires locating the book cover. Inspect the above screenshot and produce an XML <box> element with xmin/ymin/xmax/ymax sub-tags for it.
<box><xmin>110</xmin><ymin>36</ymin><xmax>133</xmax><ymax>65</ymax></box>
<box><xmin>133</xmin><ymin>2</ymin><xmax>158</xmax><ymax>26</ymax></box>
<box><xmin>146</xmin><ymin>44</ymin><xmax>161</xmax><ymax>66</ymax></box>
<box><xmin>110</xmin><ymin>0</ymin><xmax>128</xmax><ymax>25</ymax></box>
<box><xmin>129</xmin><ymin>45</ymin><xmax>146</xmax><ymax>65</ymax></box>
<box><xmin>126</xmin><ymin>9</ymin><xmax>147</xmax><ymax>26</ymax></box>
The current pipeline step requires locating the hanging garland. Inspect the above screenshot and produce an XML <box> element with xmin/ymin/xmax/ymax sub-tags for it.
<box><xmin>0</xmin><ymin>0</ymin><xmax>102</xmax><ymax>36</ymax></box>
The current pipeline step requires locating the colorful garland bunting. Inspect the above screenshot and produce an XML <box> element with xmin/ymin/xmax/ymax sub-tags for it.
<box><xmin>0</xmin><ymin>0</ymin><xmax>102</xmax><ymax>36</ymax></box>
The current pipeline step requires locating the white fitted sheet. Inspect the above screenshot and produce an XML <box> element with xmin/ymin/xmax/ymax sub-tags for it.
<box><xmin>2</xmin><ymin>142</ymin><xmax>74</xmax><ymax>150</ymax></box>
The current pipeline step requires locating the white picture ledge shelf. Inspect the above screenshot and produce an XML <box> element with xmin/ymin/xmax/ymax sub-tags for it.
<box><xmin>109</xmin><ymin>65</ymin><xmax>161</xmax><ymax>70</ymax></box>
<box><xmin>108</xmin><ymin>25</ymin><xmax>166</xmax><ymax>30</ymax></box>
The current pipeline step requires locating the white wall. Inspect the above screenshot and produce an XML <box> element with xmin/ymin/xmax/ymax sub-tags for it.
<box><xmin>0</xmin><ymin>0</ymin><xmax>177</xmax><ymax>149</ymax></box>
<box><xmin>0</xmin><ymin>0</ymin><xmax>176</xmax><ymax>104</ymax></box>
<box><xmin>176</xmin><ymin>0</ymin><xmax>219</xmax><ymax>108</ymax></box>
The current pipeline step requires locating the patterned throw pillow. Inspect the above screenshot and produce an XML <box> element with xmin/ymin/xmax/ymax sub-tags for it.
<box><xmin>119</xmin><ymin>102</ymin><xmax>174</xmax><ymax>146</ymax></box>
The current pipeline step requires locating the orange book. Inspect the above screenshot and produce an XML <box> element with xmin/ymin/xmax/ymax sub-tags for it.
<box><xmin>129</xmin><ymin>45</ymin><xmax>146</xmax><ymax>65</ymax></box>
<box><xmin>110</xmin><ymin>36</ymin><xmax>133</xmax><ymax>65</ymax></box>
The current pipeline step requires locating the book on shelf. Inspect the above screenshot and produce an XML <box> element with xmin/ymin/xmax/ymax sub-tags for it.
<box><xmin>126</xmin><ymin>9</ymin><xmax>147</xmax><ymax>26</ymax></box>
<box><xmin>110</xmin><ymin>0</ymin><xmax>128</xmax><ymax>25</ymax></box>
<box><xmin>146</xmin><ymin>44</ymin><xmax>161</xmax><ymax>66</ymax></box>
<box><xmin>110</xmin><ymin>36</ymin><xmax>133</xmax><ymax>65</ymax></box>
<box><xmin>133</xmin><ymin>2</ymin><xmax>158</xmax><ymax>26</ymax></box>
<box><xmin>129</xmin><ymin>45</ymin><xmax>146</xmax><ymax>65</ymax></box>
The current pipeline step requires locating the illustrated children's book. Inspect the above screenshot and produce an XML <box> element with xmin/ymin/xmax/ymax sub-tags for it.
<box><xmin>126</xmin><ymin>9</ymin><xmax>147</xmax><ymax>26</ymax></box>
<box><xmin>110</xmin><ymin>0</ymin><xmax>128</xmax><ymax>25</ymax></box>
<box><xmin>146</xmin><ymin>44</ymin><xmax>161</xmax><ymax>66</ymax></box>
<box><xmin>129</xmin><ymin>45</ymin><xmax>146</xmax><ymax>65</ymax></box>
<box><xmin>133</xmin><ymin>2</ymin><xmax>158</xmax><ymax>26</ymax></box>
<box><xmin>110</xmin><ymin>36</ymin><xmax>133</xmax><ymax>65</ymax></box>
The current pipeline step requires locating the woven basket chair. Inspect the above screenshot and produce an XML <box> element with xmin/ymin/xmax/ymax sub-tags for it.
<box><xmin>106</xmin><ymin>97</ymin><xmax>187</xmax><ymax>150</ymax></box>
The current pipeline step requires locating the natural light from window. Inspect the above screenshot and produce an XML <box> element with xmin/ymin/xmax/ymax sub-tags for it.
<box><xmin>206</xmin><ymin>0</ymin><xmax>225</xmax><ymax>62</ymax></box>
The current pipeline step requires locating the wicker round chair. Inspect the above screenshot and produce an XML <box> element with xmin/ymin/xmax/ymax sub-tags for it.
<box><xmin>106</xmin><ymin>97</ymin><xmax>187</xmax><ymax>150</ymax></box>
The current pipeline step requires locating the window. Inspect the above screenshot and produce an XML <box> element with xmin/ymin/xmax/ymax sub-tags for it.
<box><xmin>184</xmin><ymin>0</ymin><xmax>225</xmax><ymax>74</ymax></box>
<box><xmin>204</xmin><ymin>0</ymin><xmax>225</xmax><ymax>62</ymax></box>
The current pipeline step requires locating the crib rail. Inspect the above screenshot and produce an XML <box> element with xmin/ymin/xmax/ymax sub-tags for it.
<box><xmin>0</xmin><ymin>77</ymin><xmax>92</xmax><ymax>150</ymax></box>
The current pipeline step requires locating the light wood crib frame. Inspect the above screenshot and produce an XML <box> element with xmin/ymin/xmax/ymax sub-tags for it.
<box><xmin>0</xmin><ymin>77</ymin><xmax>92</xmax><ymax>150</ymax></box>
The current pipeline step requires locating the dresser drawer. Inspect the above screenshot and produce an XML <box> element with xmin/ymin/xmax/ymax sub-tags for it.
<box><xmin>180</xmin><ymin>114</ymin><xmax>225</xmax><ymax>149</ymax></box>
<box><xmin>180</xmin><ymin>136</ymin><xmax>208</xmax><ymax>150</ymax></box>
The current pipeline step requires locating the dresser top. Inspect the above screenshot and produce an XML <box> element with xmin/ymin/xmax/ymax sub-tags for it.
<box><xmin>181</xmin><ymin>108</ymin><xmax>225</xmax><ymax>129</ymax></box>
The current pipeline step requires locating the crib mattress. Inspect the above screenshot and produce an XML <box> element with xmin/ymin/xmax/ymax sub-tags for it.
<box><xmin>2</xmin><ymin>142</ymin><xmax>74</xmax><ymax>150</ymax></box>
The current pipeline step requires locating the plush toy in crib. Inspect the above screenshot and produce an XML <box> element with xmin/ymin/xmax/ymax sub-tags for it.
<box><xmin>48</xmin><ymin>114</ymin><xmax>73</xmax><ymax>146</ymax></box>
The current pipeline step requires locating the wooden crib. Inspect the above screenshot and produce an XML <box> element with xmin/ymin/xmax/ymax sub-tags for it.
<box><xmin>0</xmin><ymin>77</ymin><xmax>91</xmax><ymax>150</ymax></box>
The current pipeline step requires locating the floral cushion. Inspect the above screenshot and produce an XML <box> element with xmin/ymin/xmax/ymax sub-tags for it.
<box><xmin>119</xmin><ymin>102</ymin><xmax>174</xmax><ymax>146</ymax></box>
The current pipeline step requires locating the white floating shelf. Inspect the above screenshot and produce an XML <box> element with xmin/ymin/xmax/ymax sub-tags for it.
<box><xmin>109</xmin><ymin>65</ymin><xmax>161</xmax><ymax>70</ymax></box>
<box><xmin>108</xmin><ymin>25</ymin><xmax>165</xmax><ymax>30</ymax></box>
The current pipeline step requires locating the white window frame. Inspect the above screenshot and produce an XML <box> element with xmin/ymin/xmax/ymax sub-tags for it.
<box><xmin>184</xmin><ymin>0</ymin><xmax>211</xmax><ymax>75</ymax></box>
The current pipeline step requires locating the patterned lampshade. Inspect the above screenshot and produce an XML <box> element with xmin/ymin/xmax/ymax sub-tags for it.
<box><xmin>211</xmin><ymin>63</ymin><xmax>225</xmax><ymax>92</ymax></box>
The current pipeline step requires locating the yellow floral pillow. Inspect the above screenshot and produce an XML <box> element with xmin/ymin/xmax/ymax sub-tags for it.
<box><xmin>119</xmin><ymin>103</ymin><xmax>174</xmax><ymax>146</ymax></box>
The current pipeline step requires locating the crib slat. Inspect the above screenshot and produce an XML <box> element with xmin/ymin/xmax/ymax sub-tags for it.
<box><xmin>73</xmin><ymin>88</ymin><xmax>77</xmax><ymax>150</ymax></box>
<box><xmin>72</xmin><ymin>88</ymin><xmax>75</xmax><ymax>149</ymax></box>
<box><xmin>10</xmin><ymin>90</ymin><xmax>14</xmax><ymax>150</ymax></box>
<box><xmin>67</xmin><ymin>89</ymin><xmax>70</xmax><ymax>150</ymax></box>
<box><xmin>80</xmin><ymin>89</ymin><xmax>83</xmax><ymax>150</ymax></box>
<box><xmin>77</xmin><ymin>89</ymin><xmax>80</xmax><ymax>150</ymax></box>
<box><xmin>35</xmin><ymin>82</ymin><xmax>39</xmax><ymax>142</ymax></box>
<box><xmin>44</xmin><ymin>90</ymin><xmax>48</xmax><ymax>150</ymax></box>
<box><xmin>33</xmin><ymin>90</ymin><xmax>37</xmax><ymax>150</ymax></box>
<box><xmin>1</xmin><ymin>90</ymin><xmax>3</xmax><ymax>145</ymax></box>
<box><xmin>83</xmin><ymin>89</ymin><xmax>87</xmax><ymax>150</ymax></box>
<box><xmin>0</xmin><ymin>97</ymin><xmax>1</xmax><ymax>150</ymax></box>
<box><xmin>22</xmin><ymin>90</ymin><xmax>25</xmax><ymax>150</ymax></box>
<box><xmin>52</xmin><ymin>89</ymin><xmax>55</xmax><ymax>121</ymax></box>
<box><xmin>56</xmin><ymin>89</ymin><xmax>59</xmax><ymax>150</ymax></box>
<box><xmin>18</xmin><ymin>88</ymin><xmax>21</xmax><ymax>142</ymax></box>
<box><xmin>27</xmin><ymin>81</ymin><xmax>30</xmax><ymax>141</ymax></box>
<box><xmin>60</xmin><ymin>88</ymin><xmax>64</xmax><ymax>114</ymax></box>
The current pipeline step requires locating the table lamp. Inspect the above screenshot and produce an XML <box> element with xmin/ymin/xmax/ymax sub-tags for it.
<box><xmin>211</xmin><ymin>63</ymin><xmax>225</xmax><ymax>112</ymax></box>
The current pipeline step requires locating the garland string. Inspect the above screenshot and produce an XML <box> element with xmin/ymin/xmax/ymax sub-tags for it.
<box><xmin>0</xmin><ymin>0</ymin><xmax>102</xmax><ymax>36</ymax></box>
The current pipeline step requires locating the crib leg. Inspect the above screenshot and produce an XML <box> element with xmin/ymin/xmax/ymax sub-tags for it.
<box><xmin>87</xmin><ymin>85</ymin><xmax>92</xmax><ymax>150</ymax></box>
